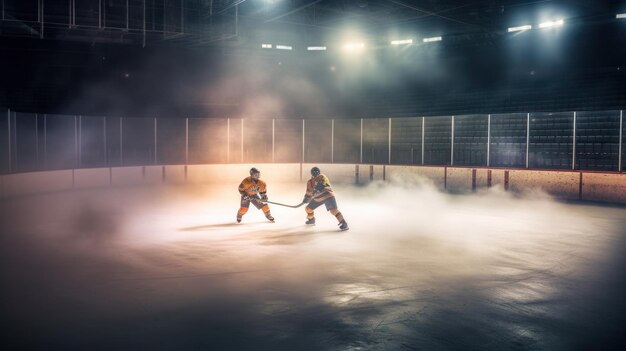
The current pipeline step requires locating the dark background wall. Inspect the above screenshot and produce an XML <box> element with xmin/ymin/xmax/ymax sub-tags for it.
<box><xmin>1</xmin><ymin>14</ymin><xmax>625</xmax><ymax>119</ymax></box>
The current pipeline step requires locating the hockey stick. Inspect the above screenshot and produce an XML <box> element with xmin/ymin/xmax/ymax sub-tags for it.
<box><xmin>263</xmin><ymin>200</ymin><xmax>307</xmax><ymax>208</ymax></box>
<box><xmin>262</xmin><ymin>193</ymin><xmax>325</xmax><ymax>208</ymax></box>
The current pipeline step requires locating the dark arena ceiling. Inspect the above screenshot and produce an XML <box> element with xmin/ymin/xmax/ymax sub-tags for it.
<box><xmin>0</xmin><ymin>0</ymin><xmax>621</xmax><ymax>48</ymax></box>
<box><xmin>1</xmin><ymin>1</ymin><xmax>625</xmax><ymax>117</ymax></box>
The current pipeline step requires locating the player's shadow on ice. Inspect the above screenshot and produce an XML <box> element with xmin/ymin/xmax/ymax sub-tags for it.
<box><xmin>179</xmin><ymin>223</ymin><xmax>242</xmax><ymax>231</ymax></box>
<box><xmin>178</xmin><ymin>223</ymin><xmax>345</xmax><ymax>246</ymax></box>
<box><xmin>179</xmin><ymin>221</ymin><xmax>276</xmax><ymax>232</ymax></box>
<box><xmin>260</xmin><ymin>229</ymin><xmax>342</xmax><ymax>246</ymax></box>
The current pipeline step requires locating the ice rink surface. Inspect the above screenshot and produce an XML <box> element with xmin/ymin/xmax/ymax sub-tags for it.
<box><xmin>1</xmin><ymin>179</ymin><xmax>626</xmax><ymax>350</ymax></box>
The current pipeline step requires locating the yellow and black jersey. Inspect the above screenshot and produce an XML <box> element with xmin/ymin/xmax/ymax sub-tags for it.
<box><xmin>238</xmin><ymin>176</ymin><xmax>267</xmax><ymax>196</ymax></box>
<box><xmin>306</xmin><ymin>174</ymin><xmax>334</xmax><ymax>201</ymax></box>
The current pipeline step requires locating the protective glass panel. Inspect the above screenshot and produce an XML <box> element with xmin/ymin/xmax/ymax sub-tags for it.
<box><xmin>362</xmin><ymin>118</ymin><xmax>389</xmax><ymax>164</ymax></box>
<box><xmin>227</xmin><ymin>119</ymin><xmax>243</xmax><ymax>163</ymax></box>
<box><xmin>14</xmin><ymin>112</ymin><xmax>39</xmax><ymax>172</ymax></box>
<box><xmin>274</xmin><ymin>119</ymin><xmax>302</xmax><ymax>163</ymax></box>
<box><xmin>575</xmin><ymin>111</ymin><xmax>620</xmax><ymax>171</ymax></box>
<box><xmin>390</xmin><ymin>117</ymin><xmax>422</xmax><ymax>165</ymax></box>
<box><xmin>529</xmin><ymin>112</ymin><xmax>574</xmax><ymax>169</ymax></box>
<box><xmin>1</xmin><ymin>110</ymin><xmax>623</xmax><ymax>173</ymax></box>
<box><xmin>453</xmin><ymin>114</ymin><xmax>488</xmax><ymax>166</ymax></box>
<box><xmin>304</xmin><ymin>119</ymin><xmax>332</xmax><ymax>163</ymax></box>
<box><xmin>243</xmin><ymin>119</ymin><xmax>272</xmax><ymax>163</ymax></box>
<box><xmin>423</xmin><ymin>116</ymin><xmax>451</xmax><ymax>166</ymax></box>
<box><xmin>188</xmin><ymin>118</ymin><xmax>228</xmax><ymax>164</ymax></box>
<box><xmin>122</xmin><ymin>118</ymin><xmax>154</xmax><ymax>166</ymax></box>
<box><xmin>79</xmin><ymin>116</ymin><xmax>106</xmax><ymax>168</ymax></box>
<box><xmin>0</xmin><ymin>109</ymin><xmax>9</xmax><ymax>173</ymax></box>
<box><xmin>105</xmin><ymin>117</ymin><xmax>122</xmax><ymax>167</ymax></box>
<box><xmin>490</xmin><ymin>113</ymin><xmax>527</xmax><ymax>168</ymax></box>
<box><xmin>156</xmin><ymin>118</ymin><xmax>186</xmax><ymax>165</ymax></box>
<box><xmin>622</xmin><ymin>111</ymin><xmax>625</xmax><ymax>172</ymax></box>
<box><xmin>333</xmin><ymin>119</ymin><xmax>360</xmax><ymax>164</ymax></box>
<box><xmin>45</xmin><ymin>114</ymin><xmax>77</xmax><ymax>170</ymax></box>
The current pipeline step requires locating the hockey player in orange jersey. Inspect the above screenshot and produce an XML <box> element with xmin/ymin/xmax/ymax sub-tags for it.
<box><xmin>237</xmin><ymin>167</ymin><xmax>275</xmax><ymax>223</ymax></box>
<box><xmin>302</xmin><ymin>166</ymin><xmax>349</xmax><ymax>231</ymax></box>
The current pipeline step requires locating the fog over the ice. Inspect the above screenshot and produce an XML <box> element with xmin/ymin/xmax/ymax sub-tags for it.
<box><xmin>1</xmin><ymin>175</ymin><xmax>625</xmax><ymax>350</ymax></box>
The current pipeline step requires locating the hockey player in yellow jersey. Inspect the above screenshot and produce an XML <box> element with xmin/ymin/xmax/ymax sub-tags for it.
<box><xmin>237</xmin><ymin>167</ymin><xmax>274</xmax><ymax>223</ymax></box>
<box><xmin>302</xmin><ymin>167</ymin><xmax>349</xmax><ymax>231</ymax></box>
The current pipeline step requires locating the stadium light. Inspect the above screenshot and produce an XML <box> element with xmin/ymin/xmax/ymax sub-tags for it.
<box><xmin>423</xmin><ymin>36</ymin><xmax>442</xmax><ymax>43</ymax></box>
<box><xmin>538</xmin><ymin>19</ymin><xmax>564</xmax><ymax>29</ymax></box>
<box><xmin>508</xmin><ymin>25</ymin><xmax>532</xmax><ymax>32</ymax></box>
<box><xmin>391</xmin><ymin>39</ymin><xmax>413</xmax><ymax>45</ymax></box>
<box><xmin>617</xmin><ymin>13</ymin><xmax>626</xmax><ymax>19</ymax></box>
<box><xmin>307</xmin><ymin>46</ymin><xmax>327</xmax><ymax>51</ymax></box>
<box><xmin>343</xmin><ymin>42</ymin><xmax>365</xmax><ymax>51</ymax></box>
<box><xmin>276</xmin><ymin>45</ymin><xmax>293</xmax><ymax>50</ymax></box>
<box><xmin>261</xmin><ymin>44</ymin><xmax>272</xmax><ymax>49</ymax></box>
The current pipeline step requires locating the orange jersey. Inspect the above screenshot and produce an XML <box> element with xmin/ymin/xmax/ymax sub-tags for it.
<box><xmin>306</xmin><ymin>174</ymin><xmax>334</xmax><ymax>201</ymax></box>
<box><xmin>238</xmin><ymin>177</ymin><xmax>267</xmax><ymax>196</ymax></box>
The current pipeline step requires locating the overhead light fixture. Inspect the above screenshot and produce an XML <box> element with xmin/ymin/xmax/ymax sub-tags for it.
<box><xmin>617</xmin><ymin>13</ymin><xmax>626</xmax><ymax>19</ymax></box>
<box><xmin>307</xmin><ymin>46</ymin><xmax>327</xmax><ymax>51</ymax></box>
<box><xmin>508</xmin><ymin>25</ymin><xmax>532</xmax><ymax>32</ymax></box>
<box><xmin>538</xmin><ymin>19</ymin><xmax>564</xmax><ymax>29</ymax></box>
<box><xmin>423</xmin><ymin>36</ymin><xmax>442</xmax><ymax>43</ymax></box>
<box><xmin>261</xmin><ymin>44</ymin><xmax>272</xmax><ymax>49</ymax></box>
<box><xmin>343</xmin><ymin>42</ymin><xmax>365</xmax><ymax>51</ymax></box>
<box><xmin>391</xmin><ymin>39</ymin><xmax>413</xmax><ymax>45</ymax></box>
<box><xmin>276</xmin><ymin>45</ymin><xmax>293</xmax><ymax>50</ymax></box>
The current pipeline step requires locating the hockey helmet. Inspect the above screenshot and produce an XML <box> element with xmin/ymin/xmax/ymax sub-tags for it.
<box><xmin>311</xmin><ymin>167</ymin><xmax>321</xmax><ymax>177</ymax></box>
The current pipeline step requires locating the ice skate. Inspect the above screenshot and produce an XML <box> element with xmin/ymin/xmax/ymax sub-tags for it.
<box><xmin>338</xmin><ymin>220</ymin><xmax>349</xmax><ymax>231</ymax></box>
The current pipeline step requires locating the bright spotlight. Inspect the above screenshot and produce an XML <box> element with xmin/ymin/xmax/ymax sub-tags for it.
<box><xmin>617</xmin><ymin>13</ymin><xmax>626</xmax><ymax>19</ymax></box>
<box><xmin>423</xmin><ymin>36</ymin><xmax>442</xmax><ymax>43</ymax></box>
<box><xmin>343</xmin><ymin>42</ymin><xmax>365</xmax><ymax>51</ymax></box>
<box><xmin>538</xmin><ymin>19</ymin><xmax>564</xmax><ymax>29</ymax></box>
<box><xmin>307</xmin><ymin>46</ymin><xmax>327</xmax><ymax>51</ymax></box>
<box><xmin>261</xmin><ymin>44</ymin><xmax>272</xmax><ymax>49</ymax></box>
<box><xmin>276</xmin><ymin>45</ymin><xmax>293</xmax><ymax>50</ymax></box>
<box><xmin>508</xmin><ymin>25</ymin><xmax>532</xmax><ymax>32</ymax></box>
<box><xmin>391</xmin><ymin>39</ymin><xmax>413</xmax><ymax>45</ymax></box>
